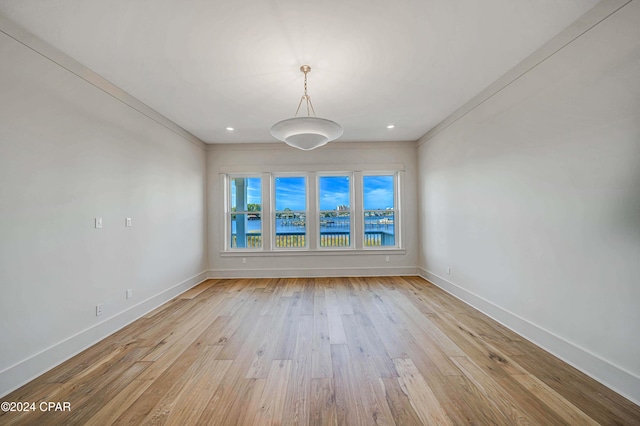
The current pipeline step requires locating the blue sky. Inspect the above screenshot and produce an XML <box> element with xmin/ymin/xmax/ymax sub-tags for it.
<box><xmin>363</xmin><ymin>175</ymin><xmax>394</xmax><ymax>210</ymax></box>
<box><xmin>233</xmin><ymin>175</ymin><xmax>394</xmax><ymax>211</ymax></box>
<box><xmin>275</xmin><ymin>177</ymin><xmax>306</xmax><ymax>210</ymax></box>
<box><xmin>319</xmin><ymin>176</ymin><xmax>350</xmax><ymax>210</ymax></box>
<box><xmin>231</xmin><ymin>177</ymin><xmax>261</xmax><ymax>209</ymax></box>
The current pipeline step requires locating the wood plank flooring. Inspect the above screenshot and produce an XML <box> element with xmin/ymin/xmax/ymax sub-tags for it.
<box><xmin>1</xmin><ymin>276</ymin><xmax>639</xmax><ymax>425</ymax></box>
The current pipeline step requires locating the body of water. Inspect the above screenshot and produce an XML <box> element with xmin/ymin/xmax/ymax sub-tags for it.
<box><xmin>232</xmin><ymin>216</ymin><xmax>394</xmax><ymax>235</ymax></box>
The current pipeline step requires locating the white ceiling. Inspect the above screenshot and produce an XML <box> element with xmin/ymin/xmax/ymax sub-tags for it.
<box><xmin>0</xmin><ymin>0</ymin><xmax>598</xmax><ymax>144</ymax></box>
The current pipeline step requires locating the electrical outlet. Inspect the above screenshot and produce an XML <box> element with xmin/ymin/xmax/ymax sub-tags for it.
<box><xmin>125</xmin><ymin>217</ymin><xmax>132</xmax><ymax>227</ymax></box>
<box><xmin>126</xmin><ymin>289</ymin><xmax>133</xmax><ymax>300</ymax></box>
<box><xmin>385</xmin><ymin>256</ymin><xmax>390</xmax><ymax>262</ymax></box>
<box><xmin>242</xmin><ymin>258</ymin><xmax>247</xmax><ymax>264</ymax></box>
<box><xmin>96</xmin><ymin>304</ymin><xmax>103</xmax><ymax>316</ymax></box>
<box><xmin>95</xmin><ymin>217</ymin><xmax>103</xmax><ymax>229</ymax></box>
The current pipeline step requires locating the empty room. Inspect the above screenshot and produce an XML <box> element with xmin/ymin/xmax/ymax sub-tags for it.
<box><xmin>1</xmin><ymin>0</ymin><xmax>639</xmax><ymax>424</ymax></box>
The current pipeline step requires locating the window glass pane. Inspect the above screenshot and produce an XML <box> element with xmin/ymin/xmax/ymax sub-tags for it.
<box><xmin>364</xmin><ymin>211</ymin><xmax>395</xmax><ymax>246</ymax></box>
<box><xmin>231</xmin><ymin>177</ymin><xmax>262</xmax><ymax>212</ymax></box>
<box><xmin>364</xmin><ymin>175</ymin><xmax>395</xmax><ymax>247</ymax></box>
<box><xmin>231</xmin><ymin>213</ymin><xmax>262</xmax><ymax>248</ymax></box>
<box><xmin>229</xmin><ymin>177</ymin><xmax>262</xmax><ymax>249</ymax></box>
<box><xmin>275</xmin><ymin>176</ymin><xmax>306</xmax><ymax>248</ymax></box>
<box><xmin>363</xmin><ymin>175</ymin><xmax>394</xmax><ymax>209</ymax></box>
<box><xmin>275</xmin><ymin>177</ymin><xmax>306</xmax><ymax>211</ymax></box>
<box><xmin>319</xmin><ymin>175</ymin><xmax>351</xmax><ymax>247</ymax></box>
<box><xmin>320</xmin><ymin>212</ymin><xmax>350</xmax><ymax>247</ymax></box>
<box><xmin>275</xmin><ymin>212</ymin><xmax>306</xmax><ymax>247</ymax></box>
<box><xmin>319</xmin><ymin>176</ymin><xmax>350</xmax><ymax>211</ymax></box>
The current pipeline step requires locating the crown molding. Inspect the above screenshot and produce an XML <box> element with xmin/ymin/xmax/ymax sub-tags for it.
<box><xmin>0</xmin><ymin>13</ymin><xmax>207</xmax><ymax>151</ymax></box>
<box><xmin>417</xmin><ymin>0</ymin><xmax>632</xmax><ymax>147</ymax></box>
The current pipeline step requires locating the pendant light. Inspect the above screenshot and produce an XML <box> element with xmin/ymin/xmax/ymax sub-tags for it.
<box><xmin>270</xmin><ymin>65</ymin><xmax>343</xmax><ymax>150</ymax></box>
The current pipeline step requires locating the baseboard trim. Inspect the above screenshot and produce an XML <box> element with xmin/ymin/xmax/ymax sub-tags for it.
<box><xmin>209</xmin><ymin>266</ymin><xmax>419</xmax><ymax>279</ymax></box>
<box><xmin>0</xmin><ymin>271</ymin><xmax>209</xmax><ymax>398</ymax></box>
<box><xmin>418</xmin><ymin>268</ymin><xmax>640</xmax><ymax>406</ymax></box>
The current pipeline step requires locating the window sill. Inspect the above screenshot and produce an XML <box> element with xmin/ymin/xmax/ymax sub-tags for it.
<box><xmin>220</xmin><ymin>248</ymin><xmax>406</xmax><ymax>257</ymax></box>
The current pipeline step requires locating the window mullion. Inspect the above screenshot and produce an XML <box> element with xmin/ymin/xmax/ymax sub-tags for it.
<box><xmin>261</xmin><ymin>172</ymin><xmax>272</xmax><ymax>250</ymax></box>
<box><xmin>308</xmin><ymin>172</ymin><xmax>317</xmax><ymax>250</ymax></box>
<box><xmin>354</xmin><ymin>171</ymin><xmax>363</xmax><ymax>249</ymax></box>
<box><xmin>396</xmin><ymin>170</ymin><xmax>402</xmax><ymax>249</ymax></box>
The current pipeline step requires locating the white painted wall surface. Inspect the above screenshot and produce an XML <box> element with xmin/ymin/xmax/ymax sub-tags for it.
<box><xmin>417</xmin><ymin>1</ymin><xmax>640</xmax><ymax>403</ymax></box>
<box><xmin>0</xmin><ymin>27</ymin><xmax>207</xmax><ymax>395</ymax></box>
<box><xmin>207</xmin><ymin>142</ymin><xmax>418</xmax><ymax>277</ymax></box>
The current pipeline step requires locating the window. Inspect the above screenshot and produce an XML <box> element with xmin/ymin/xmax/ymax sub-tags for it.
<box><xmin>318</xmin><ymin>175</ymin><xmax>352</xmax><ymax>248</ymax></box>
<box><xmin>224</xmin><ymin>169</ymin><xmax>401</xmax><ymax>252</ymax></box>
<box><xmin>274</xmin><ymin>176</ymin><xmax>307</xmax><ymax>248</ymax></box>
<box><xmin>363</xmin><ymin>174</ymin><xmax>397</xmax><ymax>247</ymax></box>
<box><xmin>228</xmin><ymin>176</ymin><xmax>262</xmax><ymax>249</ymax></box>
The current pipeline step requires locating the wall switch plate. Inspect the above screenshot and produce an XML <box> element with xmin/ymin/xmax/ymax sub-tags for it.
<box><xmin>96</xmin><ymin>304</ymin><xmax>103</xmax><ymax>316</ymax></box>
<box><xmin>242</xmin><ymin>258</ymin><xmax>247</xmax><ymax>264</ymax></box>
<box><xmin>447</xmin><ymin>267</ymin><xmax>451</xmax><ymax>275</ymax></box>
<box><xmin>126</xmin><ymin>289</ymin><xmax>133</xmax><ymax>300</ymax></box>
<box><xmin>95</xmin><ymin>217</ymin><xmax>103</xmax><ymax>229</ymax></box>
<box><xmin>385</xmin><ymin>256</ymin><xmax>390</xmax><ymax>262</ymax></box>
<box><xmin>125</xmin><ymin>218</ymin><xmax>132</xmax><ymax>227</ymax></box>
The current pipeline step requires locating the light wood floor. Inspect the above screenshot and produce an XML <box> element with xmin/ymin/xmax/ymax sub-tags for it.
<box><xmin>2</xmin><ymin>277</ymin><xmax>639</xmax><ymax>425</ymax></box>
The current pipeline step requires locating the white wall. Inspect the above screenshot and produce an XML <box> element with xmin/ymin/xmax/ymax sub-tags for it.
<box><xmin>0</xmin><ymin>22</ymin><xmax>208</xmax><ymax>395</ymax></box>
<box><xmin>417</xmin><ymin>1</ymin><xmax>640</xmax><ymax>404</ymax></box>
<box><xmin>207</xmin><ymin>142</ymin><xmax>418</xmax><ymax>277</ymax></box>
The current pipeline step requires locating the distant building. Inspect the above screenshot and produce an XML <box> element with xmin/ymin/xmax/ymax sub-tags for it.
<box><xmin>336</xmin><ymin>205</ymin><xmax>349</xmax><ymax>211</ymax></box>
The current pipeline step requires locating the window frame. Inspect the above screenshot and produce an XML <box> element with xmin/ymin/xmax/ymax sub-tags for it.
<box><xmin>362</xmin><ymin>172</ymin><xmax>400</xmax><ymax>250</ymax></box>
<box><xmin>272</xmin><ymin>173</ymin><xmax>309</xmax><ymax>251</ymax></box>
<box><xmin>225</xmin><ymin>174</ymin><xmax>263</xmax><ymax>251</ymax></box>
<box><xmin>316</xmin><ymin>172</ymin><xmax>354</xmax><ymax>250</ymax></box>
<box><xmin>222</xmin><ymin>167</ymin><xmax>402</xmax><ymax>254</ymax></box>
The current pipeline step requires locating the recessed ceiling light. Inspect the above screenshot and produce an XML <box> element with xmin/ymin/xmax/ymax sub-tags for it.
<box><xmin>226</xmin><ymin>127</ymin><xmax>234</xmax><ymax>131</ymax></box>
<box><xmin>386</xmin><ymin>124</ymin><xmax>395</xmax><ymax>129</ymax></box>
